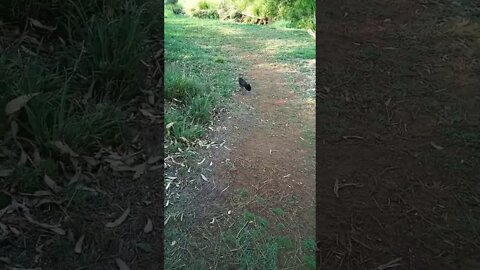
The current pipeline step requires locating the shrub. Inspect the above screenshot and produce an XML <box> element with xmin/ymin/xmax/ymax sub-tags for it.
<box><xmin>198</xmin><ymin>0</ymin><xmax>211</xmax><ymax>10</ymax></box>
<box><xmin>192</xmin><ymin>9</ymin><xmax>219</xmax><ymax>19</ymax></box>
<box><xmin>164</xmin><ymin>72</ymin><xmax>205</xmax><ymax>103</ymax></box>
<box><xmin>81</xmin><ymin>7</ymin><xmax>146</xmax><ymax>102</ymax></box>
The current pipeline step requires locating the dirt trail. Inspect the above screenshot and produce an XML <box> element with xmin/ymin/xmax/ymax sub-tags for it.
<box><xmin>210</xmin><ymin>51</ymin><xmax>316</xmax><ymax>265</ymax></box>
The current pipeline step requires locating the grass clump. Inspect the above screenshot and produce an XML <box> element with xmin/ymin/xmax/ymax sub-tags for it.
<box><xmin>164</xmin><ymin>17</ymin><xmax>238</xmax><ymax>150</ymax></box>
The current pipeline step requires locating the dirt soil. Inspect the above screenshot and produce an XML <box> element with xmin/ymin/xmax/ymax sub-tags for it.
<box><xmin>219</xmin><ymin>55</ymin><xmax>316</xmax><ymax>226</ymax></box>
<box><xmin>164</xmin><ymin>43</ymin><xmax>316</xmax><ymax>268</ymax></box>
<box><xmin>317</xmin><ymin>0</ymin><xmax>480</xmax><ymax>269</ymax></box>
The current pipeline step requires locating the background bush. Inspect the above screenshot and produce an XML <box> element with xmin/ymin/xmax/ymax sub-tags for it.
<box><xmin>174</xmin><ymin>0</ymin><xmax>315</xmax><ymax>29</ymax></box>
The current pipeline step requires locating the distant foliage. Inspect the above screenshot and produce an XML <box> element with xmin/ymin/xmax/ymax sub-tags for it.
<box><xmin>192</xmin><ymin>9</ymin><xmax>219</xmax><ymax>19</ymax></box>
<box><xmin>175</xmin><ymin>0</ymin><xmax>315</xmax><ymax>29</ymax></box>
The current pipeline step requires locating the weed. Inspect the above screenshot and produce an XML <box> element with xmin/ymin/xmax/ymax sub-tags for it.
<box><xmin>239</xmin><ymin>188</ymin><xmax>249</xmax><ymax>198</ymax></box>
<box><xmin>272</xmin><ymin>207</ymin><xmax>285</xmax><ymax>216</ymax></box>
<box><xmin>303</xmin><ymin>238</ymin><xmax>316</xmax><ymax>252</ymax></box>
<box><xmin>303</xmin><ymin>255</ymin><xmax>316</xmax><ymax>269</ymax></box>
<box><xmin>275</xmin><ymin>236</ymin><xmax>294</xmax><ymax>250</ymax></box>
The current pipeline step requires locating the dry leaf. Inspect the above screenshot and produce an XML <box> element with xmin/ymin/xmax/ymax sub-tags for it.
<box><xmin>49</xmin><ymin>141</ymin><xmax>79</xmax><ymax>157</ymax></box>
<box><xmin>144</xmin><ymin>218</ymin><xmax>153</xmax><ymax>233</ymax></box>
<box><xmin>33</xmin><ymin>190</ymin><xmax>53</xmax><ymax>197</ymax></box>
<box><xmin>9</xmin><ymin>226</ymin><xmax>21</xmax><ymax>236</ymax></box>
<box><xmin>166</xmin><ymin>122</ymin><xmax>175</xmax><ymax>129</ymax></box>
<box><xmin>35</xmin><ymin>199</ymin><xmax>62</xmax><ymax>208</ymax></box>
<box><xmin>105</xmin><ymin>205</ymin><xmax>130</xmax><ymax>228</ymax></box>
<box><xmin>133</xmin><ymin>163</ymin><xmax>146</xmax><ymax>179</ymax></box>
<box><xmin>5</xmin><ymin>94</ymin><xmax>39</xmax><ymax>115</ymax></box>
<box><xmin>44</xmin><ymin>175</ymin><xmax>62</xmax><ymax>193</ymax></box>
<box><xmin>29</xmin><ymin>18</ymin><xmax>57</xmax><ymax>31</ymax></box>
<box><xmin>377</xmin><ymin>257</ymin><xmax>402</xmax><ymax>270</ymax></box>
<box><xmin>74</xmin><ymin>235</ymin><xmax>85</xmax><ymax>254</ymax></box>
<box><xmin>115</xmin><ymin>258</ymin><xmax>131</xmax><ymax>270</ymax></box>
<box><xmin>18</xmin><ymin>150</ymin><xmax>28</xmax><ymax>166</ymax></box>
<box><xmin>430</xmin><ymin>142</ymin><xmax>444</xmax><ymax>150</ymax></box>
<box><xmin>147</xmin><ymin>156</ymin><xmax>162</xmax><ymax>165</ymax></box>
<box><xmin>33</xmin><ymin>149</ymin><xmax>42</xmax><ymax>164</ymax></box>
<box><xmin>24</xmin><ymin>211</ymin><xmax>65</xmax><ymax>235</ymax></box>
<box><xmin>139</xmin><ymin>109</ymin><xmax>155</xmax><ymax>118</ymax></box>
<box><xmin>385</xmin><ymin>97</ymin><xmax>392</xmax><ymax>106</ymax></box>
<box><xmin>83</xmin><ymin>156</ymin><xmax>100</xmax><ymax>167</ymax></box>
<box><xmin>201</xmin><ymin>174</ymin><xmax>208</xmax><ymax>182</ymax></box>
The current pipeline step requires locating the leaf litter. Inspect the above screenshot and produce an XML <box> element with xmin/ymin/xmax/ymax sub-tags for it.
<box><xmin>105</xmin><ymin>205</ymin><xmax>130</xmax><ymax>228</ymax></box>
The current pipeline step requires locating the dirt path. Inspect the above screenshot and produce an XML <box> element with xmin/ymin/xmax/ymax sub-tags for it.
<box><xmin>170</xmin><ymin>48</ymin><xmax>316</xmax><ymax>269</ymax></box>
<box><xmin>224</xmin><ymin>56</ymin><xmax>315</xmax><ymax>215</ymax></box>
<box><xmin>212</xmin><ymin>51</ymin><xmax>316</xmax><ymax>267</ymax></box>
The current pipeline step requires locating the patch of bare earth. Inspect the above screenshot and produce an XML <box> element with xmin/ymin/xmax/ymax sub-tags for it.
<box><xmin>317</xmin><ymin>0</ymin><xmax>480</xmax><ymax>269</ymax></box>
<box><xmin>170</xmin><ymin>44</ymin><xmax>316</xmax><ymax>267</ymax></box>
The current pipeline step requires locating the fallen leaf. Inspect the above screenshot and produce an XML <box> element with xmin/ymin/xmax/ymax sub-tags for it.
<box><xmin>18</xmin><ymin>150</ymin><xmax>27</xmax><ymax>166</ymax></box>
<box><xmin>431</xmin><ymin>142</ymin><xmax>444</xmax><ymax>150</ymax></box>
<box><xmin>29</xmin><ymin>18</ymin><xmax>57</xmax><ymax>32</ymax></box>
<box><xmin>5</xmin><ymin>93</ymin><xmax>39</xmax><ymax>115</ymax></box>
<box><xmin>115</xmin><ymin>258</ymin><xmax>131</xmax><ymax>270</ymax></box>
<box><xmin>385</xmin><ymin>97</ymin><xmax>392</xmax><ymax>106</ymax></box>
<box><xmin>171</xmin><ymin>240</ymin><xmax>176</xmax><ymax>246</ymax></box>
<box><xmin>201</xmin><ymin>174</ymin><xmax>208</xmax><ymax>181</ymax></box>
<box><xmin>147</xmin><ymin>156</ymin><xmax>162</xmax><ymax>165</ymax></box>
<box><xmin>105</xmin><ymin>205</ymin><xmax>130</xmax><ymax>228</ymax></box>
<box><xmin>133</xmin><ymin>163</ymin><xmax>146</xmax><ymax>179</ymax></box>
<box><xmin>33</xmin><ymin>190</ymin><xmax>53</xmax><ymax>197</ymax></box>
<box><xmin>33</xmin><ymin>149</ymin><xmax>41</xmax><ymax>164</ymax></box>
<box><xmin>166</xmin><ymin>122</ymin><xmax>175</xmax><ymax>129</ymax></box>
<box><xmin>144</xmin><ymin>218</ymin><xmax>153</xmax><ymax>233</ymax></box>
<box><xmin>74</xmin><ymin>235</ymin><xmax>85</xmax><ymax>254</ymax></box>
<box><xmin>49</xmin><ymin>141</ymin><xmax>79</xmax><ymax>157</ymax></box>
<box><xmin>9</xmin><ymin>226</ymin><xmax>21</xmax><ymax>236</ymax></box>
<box><xmin>139</xmin><ymin>109</ymin><xmax>157</xmax><ymax>118</ymax></box>
<box><xmin>35</xmin><ymin>199</ymin><xmax>62</xmax><ymax>208</ymax></box>
<box><xmin>23</xmin><ymin>211</ymin><xmax>65</xmax><ymax>235</ymax></box>
<box><xmin>44</xmin><ymin>175</ymin><xmax>62</xmax><ymax>193</ymax></box>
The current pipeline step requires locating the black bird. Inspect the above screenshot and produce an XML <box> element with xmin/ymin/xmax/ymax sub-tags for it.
<box><xmin>238</xmin><ymin>77</ymin><xmax>251</xmax><ymax>91</ymax></box>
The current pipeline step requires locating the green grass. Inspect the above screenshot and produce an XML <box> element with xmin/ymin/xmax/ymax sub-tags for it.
<box><xmin>272</xmin><ymin>207</ymin><xmax>285</xmax><ymax>216</ymax></box>
<box><xmin>164</xmin><ymin>13</ymin><xmax>315</xmax><ymax>270</ymax></box>
<box><xmin>164</xmin><ymin>16</ymin><xmax>313</xmax><ymax>147</ymax></box>
<box><xmin>0</xmin><ymin>1</ymin><xmax>161</xmax><ymax>265</ymax></box>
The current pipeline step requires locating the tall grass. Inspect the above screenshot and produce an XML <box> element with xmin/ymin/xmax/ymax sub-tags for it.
<box><xmin>0</xmin><ymin>0</ymin><xmax>159</xmax><ymax>187</ymax></box>
<box><xmin>164</xmin><ymin>17</ymin><xmax>237</xmax><ymax>151</ymax></box>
